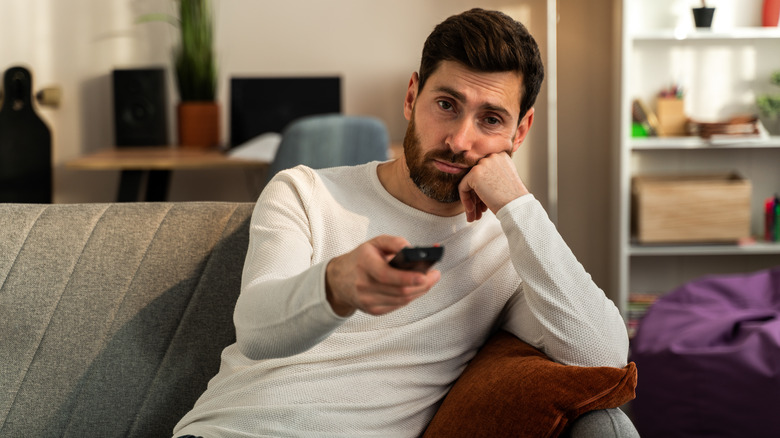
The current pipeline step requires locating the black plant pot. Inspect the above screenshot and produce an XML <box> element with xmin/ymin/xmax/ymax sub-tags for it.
<box><xmin>692</xmin><ymin>7</ymin><xmax>715</xmax><ymax>28</ymax></box>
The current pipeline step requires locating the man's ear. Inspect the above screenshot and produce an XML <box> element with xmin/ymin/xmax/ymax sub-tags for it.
<box><xmin>404</xmin><ymin>72</ymin><xmax>420</xmax><ymax>121</ymax></box>
<box><xmin>511</xmin><ymin>108</ymin><xmax>535</xmax><ymax>153</ymax></box>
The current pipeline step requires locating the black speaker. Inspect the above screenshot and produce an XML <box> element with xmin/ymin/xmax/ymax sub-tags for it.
<box><xmin>113</xmin><ymin>68</ymin><xmax>168</xmax><ymax>146</ymax></box>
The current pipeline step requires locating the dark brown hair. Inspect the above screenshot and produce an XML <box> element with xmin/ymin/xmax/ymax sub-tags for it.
<box><xmin>417</xmin><ymin>8</ymin><xmax>544</xmax><ymax>121</ymax></box>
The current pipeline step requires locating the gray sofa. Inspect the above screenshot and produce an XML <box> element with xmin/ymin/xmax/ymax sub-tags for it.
<box><xmin>0</xmin><ymin>202</ymin><xmax>637</xmax><ymax>438</ymax></box>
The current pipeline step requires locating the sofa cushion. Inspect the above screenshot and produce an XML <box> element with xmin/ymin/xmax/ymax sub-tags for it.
<box><xmin>423</xmin><ymin>330</ymin><xmax>637</xmax><ymax>438</ymax></box>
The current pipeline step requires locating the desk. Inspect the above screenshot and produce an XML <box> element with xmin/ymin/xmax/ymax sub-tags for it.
<box><xmin>66</xmin><ymin>147</ymin><xmax>269</xmax><ymax>201</ymax></box>
<box><xmin>67</xmin><ymin>144</ymin><xmax>404</xmax><ymax>202</ymax></box>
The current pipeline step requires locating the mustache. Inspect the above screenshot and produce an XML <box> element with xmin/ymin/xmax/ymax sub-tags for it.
<box><xmin>425</xmin><ymin>150</ymin><xmax>476</xmax><ymax>168</ymax></box>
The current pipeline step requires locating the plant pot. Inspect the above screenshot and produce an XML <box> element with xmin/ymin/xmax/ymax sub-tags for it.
<box><xmin>692</xmin><ymin>7</ymin><xmax>715</xmax><ymax>28</ymax></box>
<box><xmin>759</xmin><ymin>113</ymin><xmax>780</xmax><ymax>136</ymax></box>
<box><xmin>178</xmin><ymin>101</ymin><xmax>220</xmax><ymax>149</ymax></box>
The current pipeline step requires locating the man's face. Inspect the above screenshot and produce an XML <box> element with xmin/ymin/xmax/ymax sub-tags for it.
<box><xmin>403</xmin><ymin>61</ymin><xmax>528</xmax><ymax>203</ymax></box>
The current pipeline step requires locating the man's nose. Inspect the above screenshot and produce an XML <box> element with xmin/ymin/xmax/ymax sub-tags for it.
<box><xmin>446</xmin><ymin>117</ymin><xmax>478</xmax><ymax>154</ymax></box>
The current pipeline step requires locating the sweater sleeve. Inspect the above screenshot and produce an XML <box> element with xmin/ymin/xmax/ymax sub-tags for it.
<box><xmin>496</xmin><ymin>195</ymin><xmax>629</xmax><ymax>368</ymax></box>
<box><xmin>234</xmin><ymin>168</ymin><xmax>348</xmax><ymax>360</ymax></box>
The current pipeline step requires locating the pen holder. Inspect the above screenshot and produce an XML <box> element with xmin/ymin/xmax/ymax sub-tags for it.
<box><xmin>656</xmin><ymin>97</ymin><xmax>687</xmax><ymax>137</ymax></box>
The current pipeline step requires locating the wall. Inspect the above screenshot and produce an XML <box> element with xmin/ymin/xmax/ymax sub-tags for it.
<box><xmin>557</xmin><ymin>0</ymin><xmax>615</xmax><ymax>292</ymax></box>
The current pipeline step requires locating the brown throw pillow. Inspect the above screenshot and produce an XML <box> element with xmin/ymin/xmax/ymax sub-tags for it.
<box><xmin>423</xmin><ymin>330</ymin><xmax>637</xmax><ymax>438</ymax></box>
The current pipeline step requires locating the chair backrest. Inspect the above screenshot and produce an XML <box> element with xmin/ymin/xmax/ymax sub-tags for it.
<box><xmin>267</xmin><ymin>114</ymin><xmax>389</xmax><ymax>181</ymax></box>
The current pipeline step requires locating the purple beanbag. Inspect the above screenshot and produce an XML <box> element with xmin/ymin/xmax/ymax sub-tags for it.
<box><xmin>630</xmin><ymin>267</ymin><xmax>780</xmax><ymax>438</ymax></box>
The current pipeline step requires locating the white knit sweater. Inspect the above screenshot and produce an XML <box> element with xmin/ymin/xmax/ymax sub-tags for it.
<box><xmin>173</xmin><ymin>162</ymin><xmax>628</xmax><ymax>438</ymax></box>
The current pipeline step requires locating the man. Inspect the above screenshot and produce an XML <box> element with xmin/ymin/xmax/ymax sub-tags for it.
<box><xmin>174</xmin><ymin>8</ymin><xmax>628</xmax><ymax>437</ymax></box>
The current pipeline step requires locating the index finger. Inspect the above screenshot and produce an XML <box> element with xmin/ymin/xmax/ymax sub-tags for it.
<box><xmin>369</xmin><ymin>234</ymin><xmax>412</xmax><ymax>259</ymax></box>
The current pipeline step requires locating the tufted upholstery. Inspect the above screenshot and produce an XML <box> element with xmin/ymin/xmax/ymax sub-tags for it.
<box><xmin>0</xmin><ymin>202</ymin><xmax>253</xmax><ymax>438</ymax></box>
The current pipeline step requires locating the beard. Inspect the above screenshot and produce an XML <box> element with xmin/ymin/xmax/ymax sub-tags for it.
<box><xmin>403</xmin><ymin>112</ymin><xmax>475</xmax><ymax>203</ymax></box>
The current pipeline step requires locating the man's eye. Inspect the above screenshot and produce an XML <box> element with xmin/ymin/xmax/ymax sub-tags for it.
<box><xmin>438</xmin><ymin>101</ymin><xmax>453</xmax><ymax>110</ymax></box>
<box><xmin>485</xmin><ymin>116</ymin><xmax>501</xmax><ymax>125</ymax></box>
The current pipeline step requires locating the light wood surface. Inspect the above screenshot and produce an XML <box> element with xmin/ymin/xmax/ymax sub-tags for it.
<box><xmin>67</xmin><ymin>144</ymin><xmax>404</xmax><ymax>172</ymax></box>
<box><xmin>65</xmin><ymin>147</ymin><xmax>269</xmax><ymax>171</ymax></box>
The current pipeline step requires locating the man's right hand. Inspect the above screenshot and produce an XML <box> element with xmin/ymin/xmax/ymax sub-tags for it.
<box><xmin>325</xmin><ymin>235</ymin><xmax>441</xmax><ymax>317</ymax></box>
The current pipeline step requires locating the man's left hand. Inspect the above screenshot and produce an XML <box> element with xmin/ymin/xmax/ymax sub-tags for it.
<box><xmin>458</xmin><ymin>152</ymin><xmax>529</xmax><ymax>222</ymax></box>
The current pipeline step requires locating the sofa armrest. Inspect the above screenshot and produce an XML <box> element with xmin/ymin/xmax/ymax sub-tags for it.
<box><xmin>563</xmin><ymin>408</ymin><xmax>639</xmax><ymax>438</ymax></box>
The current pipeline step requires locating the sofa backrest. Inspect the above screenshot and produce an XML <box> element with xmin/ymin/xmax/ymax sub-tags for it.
<box><xmin>0</xmin><ymin>202</ymin><xmax>254</xmax><ymax>438</ymax></box>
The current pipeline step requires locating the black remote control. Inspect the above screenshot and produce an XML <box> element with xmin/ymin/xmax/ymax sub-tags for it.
<box><xmin>389</xmin><ymin>246</ymin><xmax>444</xmax><ymax>273</ymax></box>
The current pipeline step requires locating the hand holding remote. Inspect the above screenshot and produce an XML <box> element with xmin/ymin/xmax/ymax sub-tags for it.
<box><xmin>325</xmin><ymin>236</ymin><xmax>441</xmax><ymax>316</ymax></box>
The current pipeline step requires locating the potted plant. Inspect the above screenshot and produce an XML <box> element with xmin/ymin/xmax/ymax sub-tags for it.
<box><xmin>175</xmin><ymin>0</ymin><xmax>219</xmax><ymax>149</ymax></box>
<box><xmin>757</xmin><ymin>71</ymin><xmax>780</xmax><ymax>135</ymax></box>
<box><xmin>692</xmin><ymin>1</ymin><xmax>715</xmax><ymax>28</ymax></box>
<box><xmin>140</xmin><ymin>0</ymin><xmax>219</xmax><ymax>149</ymax></box>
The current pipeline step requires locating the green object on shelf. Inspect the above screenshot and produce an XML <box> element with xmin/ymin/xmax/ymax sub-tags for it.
<box><xmin>773</xmin><ymin>196</ymin><xmax>780</xmax><ymax>242</ymax></box>
<box><xmin>632</xmin><ymin>122</ymin><xmax>649</xmax><ymax>138</ymax></box>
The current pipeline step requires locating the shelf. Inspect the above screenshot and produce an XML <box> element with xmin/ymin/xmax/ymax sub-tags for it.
<box><xmin>632</xmin><ymin>27</ymin><xmax>780</xmax><ymax>42</ymax></box>
<box><xmin>629</xmin><ymin>241</ymin><xmax>780</xmax><ymax>256</ymax></box>
<box><xmin>630</xmin><ymin>136</ymin><xmax>780</xmax><ymax>150</ymax></box>
<box><xmin>616</xmin><ymin>1</ymin><xmax>780</xmax><ymax>314</ymax></box>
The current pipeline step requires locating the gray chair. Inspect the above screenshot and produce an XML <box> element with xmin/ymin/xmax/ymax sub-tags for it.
<box><xmin>267</xmin><ymin>113</ymin><xmax>390</xmax><ymax>182</ymax></box>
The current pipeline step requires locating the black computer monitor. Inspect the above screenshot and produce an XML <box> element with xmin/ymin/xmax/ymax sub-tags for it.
<box><xmin>229</xmin><ymin>76</ymin><xmax>341</xmax><ymax>147</ymax></box>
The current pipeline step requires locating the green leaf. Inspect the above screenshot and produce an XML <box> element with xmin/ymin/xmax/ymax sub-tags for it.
<box><xmin>138</xmin><ymin>0</ymin><xmax>217</xmax><ymax>101</ymax></box>
<box><xmin>771</xmin><ymin>71</ymin><xmax>780</xmax><ymax>87</ymax></box>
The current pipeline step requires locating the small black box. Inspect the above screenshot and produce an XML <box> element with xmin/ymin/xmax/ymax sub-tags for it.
<box><xmin>113</xmin><ymin>68</ymin><xmax>168</xmax><ymax>146</ymax></box>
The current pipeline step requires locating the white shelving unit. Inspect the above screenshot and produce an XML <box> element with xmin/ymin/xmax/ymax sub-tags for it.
<box><xmin>614</xmin><ymin>0</ymin><xmax>780</xmax><ymax>326</ymax></box>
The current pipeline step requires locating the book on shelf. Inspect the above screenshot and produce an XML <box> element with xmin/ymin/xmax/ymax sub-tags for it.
<box><xmin>627</xmin><ymin>293</ymin><xmax>660</xmax><ymax>339</ymax></box>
